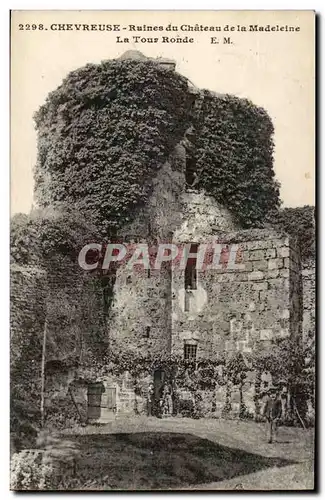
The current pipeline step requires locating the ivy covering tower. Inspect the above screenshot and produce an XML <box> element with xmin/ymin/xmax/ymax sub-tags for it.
<box><xmin>34</xmin><ymin>51</ymin><xmax>280</xmax><ymax>234</ymax></box>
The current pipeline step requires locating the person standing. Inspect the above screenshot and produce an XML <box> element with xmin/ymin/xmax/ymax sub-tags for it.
<box><xmin>161</xmin><ymin>384</ymin><xmax>172</xmax><ymax>417</ymax></box>
<box><xmin>263</xmin><ymin>386</ymin><xmax>282</xmax><ymax>443</ymax></box>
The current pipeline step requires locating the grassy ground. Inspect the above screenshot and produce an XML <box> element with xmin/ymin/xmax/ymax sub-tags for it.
<box><xmin>58</xmin><ymin>417</ymin><xmax>314</xmax><ymax>491</ymax></box>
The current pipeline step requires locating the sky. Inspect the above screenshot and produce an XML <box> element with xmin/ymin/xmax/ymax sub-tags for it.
<box><xmin>10</xmin><ymin>10</ymin><xmax>315</xmax><ymax>215</ymax></box>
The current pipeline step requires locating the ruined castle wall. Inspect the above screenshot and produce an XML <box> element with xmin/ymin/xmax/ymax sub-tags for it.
<box><xmin>174</xmin><ymin>190</ymin><xmax>239</xmax><ymax>241</ymax></box>
<box><xmin>171</xmin><ymin>229</ymin><xmax>302</xmax><ymax>358</ymax></box>
<box><xmin>289</xmin><ymin>245</ymin><xmax>303</xmax><ymax>341</ymax></box>
<box><xmin>302</xmin><ymin>258</ymin><xmax>316</xmax><ymax>343</ymax></box>
<box><xmin>108</xmin><ymin>145</ymin><xmax>186</xmax><ymax>356</ymax></box>
<box><xmin>85</xmin><ymin>371</ymin><xmax>152</xmax><ymax>422</ymax></box>
<box><xmin>10</xmin><ymin>265</ymin><xmax>47</xmax><ymax>367</ymax></box>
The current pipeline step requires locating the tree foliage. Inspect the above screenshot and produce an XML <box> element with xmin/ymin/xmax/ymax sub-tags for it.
<box><xmin>11</xmin><ymin>207</ymin><xmax>99</xmax><ymax>268</ymax></box>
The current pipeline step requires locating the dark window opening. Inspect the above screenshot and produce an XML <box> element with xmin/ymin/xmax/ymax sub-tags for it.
<box><xmin>144</xmin><ymin>326</ymin><xmax>151</xmax><ymax>338</ymax></box>
<box><xmin>147</xmin><ymin>268</ymin><xmax>151</xmax><ymax>278</ymax></box>
<box><xmin>184</xmin><ymin>344</ymin><xmax>197</xmax><ymax>360</ymax></box>
<box><xmin>185</xmin><ymin>155</ymin><xmax>197</xmax><ymax>187</ymax></box>
<box><xmin>185</xmin><ymin>243</ymin><xmax>198</xmax><ymax>291</ymax></box>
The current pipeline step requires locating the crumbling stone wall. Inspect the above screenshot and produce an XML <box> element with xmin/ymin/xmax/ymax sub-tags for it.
<box><xmin>174</xmin><ymin>190</ymin><xmax>239</xmax><ymax>241</ymax></box>
<box><xmin>302</xmin><ymin>258</ymin><xmax>315</xmax><ymax>343</ymax></box>
<box><xmin>108</xmin><ymin>136</ymin><xmax>304</xmax><ymax>367</ymax></box>
<box><xmin>108</xmin><ymin>145</ymin><xmax>186</xmax><ymax>356</ymax></box>
<box><xmin>108</xmin><ymin>143</ymin><xmax>242</xmax><ymax>356</ymax></box>
<box><xmin>171</xmin><ymin>229</ymin><xmax>302</xmax><ymax>358</ymax></box>
<box><xmin>10</xmin><ymin>265</ymin><xmax>47</xmax><ymax>367</ymax></box>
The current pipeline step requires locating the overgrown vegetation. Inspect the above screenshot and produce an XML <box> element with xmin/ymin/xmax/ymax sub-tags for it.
<box><xmin>77</xmin><ymin>338</ymin><xmax>314</xmax><ymax>426</ymax></box>
<box><xmin>273</xmin><ymin>205</ymin><xmax>315</xmax><ymax>261</ymax></box>
<box><xmin>193</xmin><ymin>91</ymin><xmax>281</xmax><ymax>227</ymax></box>
<box><xmin>34</xmin><ymin>59</ymin><xmax>192</xmax><ymax>237</ymax></box>
<box><xmin>10</xmin><ymin>209</ymin><xmax>107</xmax><ymax>450</ymax></box>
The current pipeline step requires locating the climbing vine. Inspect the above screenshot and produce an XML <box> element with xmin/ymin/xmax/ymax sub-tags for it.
<box><xmin>193</xmin><ymin>90</ymin><xmax>281</xmax><ymax>227</ymax></box>
<box><xmin>34</xmin><ymin>56</ymin><xmax>281</xmax><ymax>236</ymax></box>
<box><xmin>34</xmin><ymin>59</ymin><xmax>192</xmax><ymax>237</ymax></box>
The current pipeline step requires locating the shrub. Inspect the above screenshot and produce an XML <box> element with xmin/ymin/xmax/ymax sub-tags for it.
<box><xmin>10</xmin><ymin>449</ymin><xmax>53</xmax><ymax>490</ymax></box>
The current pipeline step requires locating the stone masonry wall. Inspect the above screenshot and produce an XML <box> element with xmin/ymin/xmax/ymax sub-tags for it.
<box><xmin>108</xmin><ymin>144</ymin><xmax>186</xmax><ymax>356</ymax></box>
<box><xmin>107</xmin><ymin>145</ymin><xmax>241</xmax><ymax>357</ymax></box>
<box><xmin>10</xmin><ymin>265</ymin><xmax>47</xmax><ymax>367</ymax></box>
<box><xmin>171</xmin><ymin>229</ymin><xmax>302</xmax><ymax>358</ymax></box>
<box><xmin>302</xmin><ymin>258</ymin><xmax>316</xmax><ymax>343</ymax></box>
<box><xmin>86</xmin><ymin>372</ymin><xmax>151</xmax><ymax>422</ymax></box>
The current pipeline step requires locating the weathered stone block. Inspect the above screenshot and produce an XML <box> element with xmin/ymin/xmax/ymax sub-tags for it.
<box><xmin>278</xmin><ymin>328</ymin><xmax>290</xmax><ymax>338</ymax></box>
<box><xmin>248</xmin><ymin>249</ymin><xmax>265</xmax><ymax>261</ymax></box>
<box><xmin>237</xmin><ymin>273</ymin><xmax>249</xmax><ymax>282</ymax></box>
<box><xmin>260</xmin><ymin>329</ymin><xmax>273</xmax><ymax>340</ymax></box>
<box><xmin>265</xmin><ymin>269</ymin><xmax>279</xmax><ymax>279</ymax></box>
<box><xmin>272</xmin><ymin>237</ymin><xmax>290</xmax><ymax>248</ymax></box>
<box><xmin>280</xmin><ymin>309</ymin><xmax>290</xmax><ymax>319</ymax></box>
<box><xmin>277</xmin><ymin>247</ymin><xmax>290</xmax><ymax>258</ymax></box>
<box><xmin>252</xmin><ymin>282</ymin><xmax>268</xmax><ymax>291</ymax></box>
<box><xmin>243</xmin><ymin>343</ymin><xmax>252</xmax><ymax>353</ymax></box>
<box><xmin>243</xmin><ymin>262</ymin><xmax>253</xmax><ymax>272</ymax></box>
<box><xmin>225</xmin><ymin>340</ymin><xmax>235</xmax><ymax>351</ymax></box>
<box><xmin>258</xmin><ymin>301</ymin><xmax>266</xmax><ymax>311</ymax></box>
<box><xmin>265</xmin><ymin>248</ymin><xmax>276</xmax><ymax>259</ymax></box>
<box><xmin>283</xmin><ymin>257</ymin><xmax>290</xmax><ymax>268</ymax></box>
<box><xmin>247</xmin><ymin>240</ymin><xmax>269</xmax><ymax>250</ymax></box>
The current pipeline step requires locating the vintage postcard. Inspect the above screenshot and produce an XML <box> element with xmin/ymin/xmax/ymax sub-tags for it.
<box><xmin>10</xmin><ymin>10</ymin><xmax>315</xmax><ymax>491</ymax></box>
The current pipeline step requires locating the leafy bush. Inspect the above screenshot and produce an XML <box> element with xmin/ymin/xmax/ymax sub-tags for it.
<box><xmin>10</xmin><ymin>449</ymin><xmax>53</xmax><ymax>490</ymax></box>
<box><xmin>11</xmin><ymin>207</ymin><xmax>99</xmax><ymax>268</ymax></box>
<box><xmin>179</xmin><ymin>399</ymin><xmax>195</xmax><ymax>418</ymax></box>
<box><xmin>45</xmin><ymin>397</ymin><xmax>81</xmax><ymax>430</ymax></box>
